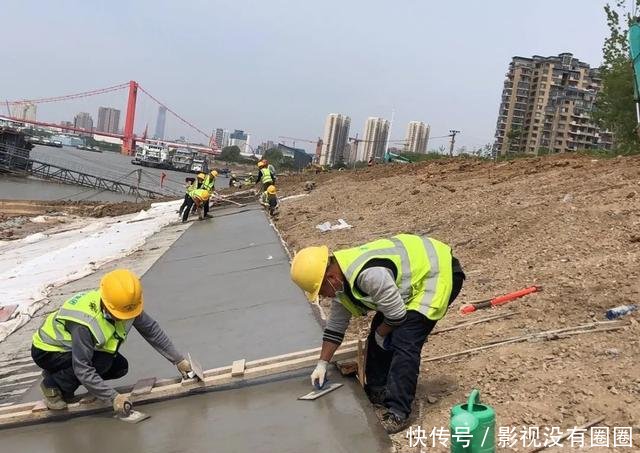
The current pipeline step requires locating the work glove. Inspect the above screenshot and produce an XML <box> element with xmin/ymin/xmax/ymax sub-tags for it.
<box><xmin>177</xmin><ymin>358</ymin><xmax>193</xmax><ymax>379</ymax></box>
<box><xmin>112</xmin><ymin>393</ymin><xmax>131</xmax><ymax>415</ymax></box>
<box><xmin>310</xmin><ymin>360</ymin><xmax>328</xmax><ymax>388</ymax></box>
<box><xmin>374</xmin><ymin>331</ymin><xmax>392</xmax><ymax>351</ymax></box>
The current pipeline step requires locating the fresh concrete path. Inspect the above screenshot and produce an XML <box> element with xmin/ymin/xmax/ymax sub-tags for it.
<box><xmin>3</xmin><ymin>205</ymin><xmax>391</xmax><ymax>452</ymax></box>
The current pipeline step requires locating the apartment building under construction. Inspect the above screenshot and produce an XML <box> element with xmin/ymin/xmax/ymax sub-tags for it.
<box><xmin>493</xmin><ymin>53</ymin><xmax>612</xmax><ymax>156</ymax></box>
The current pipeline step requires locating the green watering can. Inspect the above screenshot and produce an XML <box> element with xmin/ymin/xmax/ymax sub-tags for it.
<box><xmin>450</xmin><ymin>389</ymin><xmax>495</xmax><ymax>453</ymax></box>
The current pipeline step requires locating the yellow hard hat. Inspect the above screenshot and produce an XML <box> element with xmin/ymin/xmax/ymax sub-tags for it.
<box><xmin>100</xmin><ymin>269</ymin><xmax>143</xmax><ymax>320</ymax></box>
<box><xmin>197</xmin><ymin>173</ymin><xmax>205</xmax><ymax>179</ymax></box>
<box><xmin>267</xmin><ymin>185</ymin><xmax>277</xmax><ymax>195</ymax></box>
<box><xmin>197</xmin><ymin>190</ymin><xmax>210</xmax><ymax>201</ymax></box>
<box><xmin>210</xmin><ymin>170</ymin><xmax>218</xmax><ymax>177</ymax></box>
<box><xmin>290</xmin><ymin>246</ymin><xmax>329</xmax><ymax>301</ymax></box>
<box><xmin>257</xmin><ymin>161</ymin><xmax>266</xmax><ymax>168</ymax></box>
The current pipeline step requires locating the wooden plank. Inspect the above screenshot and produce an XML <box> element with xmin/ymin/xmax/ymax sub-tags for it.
<box><xmin>356</xmin><ymin>339</ymin><xmax>365</xmax><ymax>387</ymax></box>
<box><xmin>0</xmin><ymin>343</ymin><xmax>358</xmax><ymax>428</ymax></box>
<box><xmin>231</xmin><ymin>359</ymin><xmax>246</xmax><ymax>377</ymax></box>
<box><xmin>31</xmin><ymin>401</ymin><xmax>47</xmax><ymax>413</ymax></box>
<box><xmin>131</xmin><ymin>378</ymin><xmax>156</xmax><ymax>397</ymax></box>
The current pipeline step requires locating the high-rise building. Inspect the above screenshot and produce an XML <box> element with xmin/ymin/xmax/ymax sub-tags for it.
<box><xmin>319</xmin><ymin>113</ymin><xmax>351</xmax><ymax>166</ymax></box>
<box><xmin>404</xmin><ymin>121</ymin><xmax>430</xmax><ymax>154</ymax></box>
<box><xmin>229</xmin><ymin>129</ymin><xmax>248</xmax><ymax>152</ymax></box>
<box><xmin>154</xmin><ymin>106</ymin><xmax>167</xmax><ymax>140</ymax></box>
<box><xmin>214</xmin><ymin>128</ymin><xmax>231</xmax><ymax>149</ymax></box>
<box><xmin>74</xmin><ymin>112</ymin><xmax>94</xmax><ymax>131</ymax></box>
<box><xmin>360</xmin><ymin>117</ymin><xmax>390</xmax><ymax>162</ymax></box>
<box><xmin>493</xmin><ymin>53</ymin><xmax>613</xmax><ymax>156</ymax></box>
<box><xmin>97</xmin><ymin>107</ymin><xmax>120</xmax><ymax>134</ymax></box>
<box><xmin>11</xmin><ymin>103</ymin><xmax>37</xmax><ymax>121</ymax></box>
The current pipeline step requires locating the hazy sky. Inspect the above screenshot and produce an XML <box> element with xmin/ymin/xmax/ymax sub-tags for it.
<box><xmin>1</xmin><ymin>0</ymin><xmax>613</xmax><ymax>152</ymax></box>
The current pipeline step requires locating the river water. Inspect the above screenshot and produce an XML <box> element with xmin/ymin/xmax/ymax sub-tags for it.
<box><xmin>0</xmin><ymin>145</ymin><xmax>229</xmax><ymax>202</ymax></box>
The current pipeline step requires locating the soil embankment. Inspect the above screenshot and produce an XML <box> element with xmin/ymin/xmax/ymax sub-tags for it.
<box><xmin>274</xmin><ymin>154</ymin><xmax>640</xmax><ymax>450</ymax></box>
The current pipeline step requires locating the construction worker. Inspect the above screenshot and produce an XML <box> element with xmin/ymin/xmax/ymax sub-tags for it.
<box><xmin>181</xmin><ymin>188</ymin><xmax>210</xmax><ymax>223</ymax></box>
<box><xmin>255</xmin><ymin>160</ymin><xmax>275</xmax><ymax>192</ymax></box>
<box><xmin>178</xmin><ymin>176</ymin><xmax>197</xmax><ymax>217</ymax></box>
<box><xmin>201</xmin><ymin>170</ymin><xmax>217</xmax><ymax>218</ymax></box>
<box><xmin>289</xmin><ymin>234</ymin><xmax>465</xmax><ymax>434</ymax></box>
<box><xmin>31</xmin><ymin>269</ymin><xmax>193</xmax><ymax>414</ymax></box>
<box><xmin>261</xmin><ymin>184</ymin><xmax>279</xmax><ymax>217</ymax></box>
<box><xmin>263</xmin><ymin>159</ymin><xmax>277</xmax><ymax>179</ymax></box>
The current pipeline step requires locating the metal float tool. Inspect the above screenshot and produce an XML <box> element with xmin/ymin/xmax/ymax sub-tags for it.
<box><xmin>116</xmin><ymin>401</ymin><xmax>150</xmax><ymax>424</ymax></box>
<box><xmin>187</xmin><ymin>353</ymin><xmax>205</xmax><ymax>381</ymax></box>
<box><xmin>298</xmin><ymin>381</ymin><xmax>343</xmax><ymax>401</ymax></box>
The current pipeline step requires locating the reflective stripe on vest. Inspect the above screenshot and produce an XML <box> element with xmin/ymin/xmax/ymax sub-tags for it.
<box><xmin>32</xmin><ymin>291</ymin><xmax>134</xmax><ymax>354</ymax></box>
<box><xmin>260</xmin><ymin>168</ymin><xmax>273</xmax><ymax>184</ymax></box>
<box><xmin>333</xmin><ymin>234</ymin><xmax>453</xmax><ymax>321</ymax></box>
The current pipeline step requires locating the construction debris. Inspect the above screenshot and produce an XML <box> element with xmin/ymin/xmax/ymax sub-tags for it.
<box><xmin>315</xmin><ymin>219</ymin><xmax>352</xmax><ymax>232</ymax></box>
<box><xmin>425</xmin><ymin>320</ymin><xmax>627</xmax><ymax>362</ymax></box>
<box><xmin>459</xmin><ymin>285</ymin><xmax>541</xmax><ymax>315</ymax></box>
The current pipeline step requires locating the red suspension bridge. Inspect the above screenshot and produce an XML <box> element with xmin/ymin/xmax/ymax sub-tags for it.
<box><xmin>4</xmin><ymin>81</ymin><xmax>219</xmax><ymax>155</ymax></box>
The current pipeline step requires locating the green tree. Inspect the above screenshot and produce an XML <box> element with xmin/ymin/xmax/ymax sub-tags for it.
<box><xmin>593</xmin><ymin>0</ymin><xmax>640</xmax><ymax>150</ymax></box>
<box><xmin>262</xmin><ymin>148</ymin><xmax>283</xmax><ymax>165</ymax></box>
<box><xmin>220</xmin><ymin>145</ymin><xmax>241</xmax><ymax>162</ymax></box>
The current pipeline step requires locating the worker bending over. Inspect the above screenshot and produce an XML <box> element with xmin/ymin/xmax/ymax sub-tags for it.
<box><xmin>255</xmin><ymin>160</ymin><xmax>275</xmax><ymax>193</ymax></box>
<box><xmin>290</xmin><ymin>234</ymin><xmax>465</xmax><ymax>433</ymax></box>
<box><xmin>181</xmin><ymin>188</ymin><xmax>210</xmax><ymax>223</ymax></box>
<box><xmin>200</xmin><ymin>170</ymin><xmax>217</xmax><ymax>218</ymax></box>
<box><xmin>178</xmin><ymin>176</ymin><xmax>198</xmax><ymax>217</ymax></box>
<box><xmin>31</xmin><ymin>269</ymin><xmax>193</xmax><ymax>415</ymax></box>
<box><xmin>261</xmin><ymin>185</ymin><xmax>279</xmax><ymax>217</ymax></box>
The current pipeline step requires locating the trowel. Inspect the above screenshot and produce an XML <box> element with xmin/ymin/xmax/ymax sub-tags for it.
<box><xmin>298</xmin><ymin>381</ymin><xmax>343</xmax><ymax>401</ymax></box>
<box><xmin>116</xmin><ymin>401</ymin><xmax>150</xmax><ymax>424</ymax></box>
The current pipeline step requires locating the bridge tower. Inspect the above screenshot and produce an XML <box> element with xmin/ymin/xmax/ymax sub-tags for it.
<box><xmin>122</xmin><ymin>80</ymin><xmax>138</xmax><ymax>156</ymax></box>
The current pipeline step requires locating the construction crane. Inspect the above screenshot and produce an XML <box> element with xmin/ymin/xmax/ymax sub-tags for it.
<box><xmin>277</xmin><ymin>136</ymin><xmax>321</xmax><ymax>148</ymax></box>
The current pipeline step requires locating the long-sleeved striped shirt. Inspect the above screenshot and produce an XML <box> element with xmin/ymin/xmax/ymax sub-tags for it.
<box><xmin>68</xmin><ymin>311</ymin><xmax>184</xmax><ymax>402</ymax></box>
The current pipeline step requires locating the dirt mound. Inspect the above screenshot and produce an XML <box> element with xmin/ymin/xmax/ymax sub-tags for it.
<box><xmin>0</xmin><ymin>199</ymin><xmax>154</xmax><ymax>240</ymax></box>
<box><xmin>274</xmin><ymin>154</ymin><xmax>640</xmax><ymax>450</ymax></box>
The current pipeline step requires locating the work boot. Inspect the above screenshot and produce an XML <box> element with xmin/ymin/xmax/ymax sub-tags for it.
<box><xmin>40</xmin><ymin>381</ymin><xmax>68</xmax><ymax>410</ymax></box>
<box><xmin>366</xmin><ymin>386</ymin><xmax>387</xmax><ymax>406</ymax></box>
<box><xmin>204</xmin><ymin>213</ymin><xmax>213</xmax><ymax>218</ymax></box>
<box><xmin>380</xmin><ymin>410</ymin><xmax>410</xmax><ymax>434</ymax></box>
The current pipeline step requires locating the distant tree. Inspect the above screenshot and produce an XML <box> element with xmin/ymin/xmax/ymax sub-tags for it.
<box><xmin>593</xmin><ymin>0</ymin><xmax>640</xmax><ymax>150</ymax></box>
<box><xmin>262</xmin><ymin>148</ymin><xmax>283</xmax><ymax>165</ymax></box>
<box><xmin>220</xmin><ymin>146</ymin><xmax>241</xmax><ymax>162</ymax></box>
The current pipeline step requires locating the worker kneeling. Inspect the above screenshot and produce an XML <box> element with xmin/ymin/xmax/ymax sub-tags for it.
<box><xmin>31</xmin><ymin>269</ymin><xmax>193</xmax><ymax>414</ymax></box>
<box><xmin>290</xmin><ymin>234</ymin><xmax>465</xmax><ymax>434</ymax></box>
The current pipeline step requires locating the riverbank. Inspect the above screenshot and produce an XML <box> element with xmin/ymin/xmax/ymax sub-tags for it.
<box><xmin>0</xmin><ymin>199</ymin><xmax>154</xmax><ymax>240</ymax></box>
<box><xmin>0</xmin><ymin>199</ymin><xmax>183</xmax><ymax>342</ymax></box>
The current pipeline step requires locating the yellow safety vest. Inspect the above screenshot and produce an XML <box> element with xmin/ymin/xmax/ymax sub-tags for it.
<box><xmin>32</xmin><ymin>291</ymin><xmax>133</xmax><ymax>354</ymax></box>
<box><xmin>333</xmin><ymin>234</ymin><xmax>453</xmax><ymax>321</ymax></box>
<box><xmin>202</xmin><ymin>175</ymin><xmax>215</xmax><ymax>191</ymax></box>
<box><xmin>260</xmin><ymin>168</ymin><xmax>273</xmax><ymax>184</ymax></box>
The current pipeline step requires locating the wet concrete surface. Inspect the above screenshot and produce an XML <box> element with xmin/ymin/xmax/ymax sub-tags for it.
<box><xmin>6</xmin><ymin>205</ymin><xmax>391</xmax><ymax>452</ymax></box>
<box><xmin>4</xmin><ymin>375</ymin><xmax>389</xmax><ymax>453</ymax></box>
